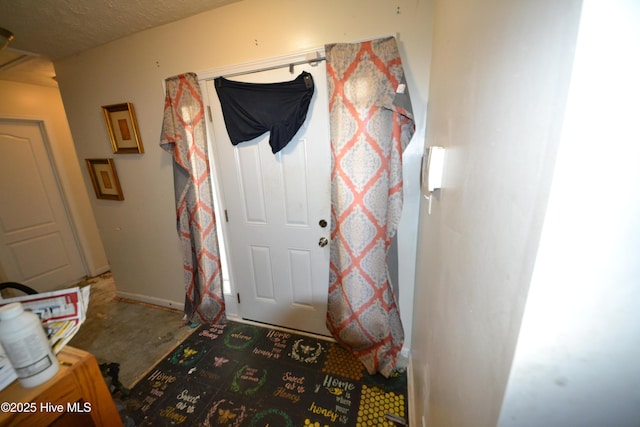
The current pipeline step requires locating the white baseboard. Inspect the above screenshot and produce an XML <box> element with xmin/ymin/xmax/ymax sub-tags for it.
<box><xmin>408</xmin><ymin>355</ymin><xmax>418</xmax><ymax>427</ymax></box>
<box><xmin>90</xmin><ymin>264</ymin><xmax>111</xmax><ymax>277</ymax></box>
<box><xmin>115</xmin><ymin>290</ymin><xmax>184</xmax><ymax>312</ymax></box>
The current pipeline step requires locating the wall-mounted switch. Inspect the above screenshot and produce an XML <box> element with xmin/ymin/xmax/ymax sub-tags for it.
<box><xmin>421</xmin><ymin>146</ymin><xmax>445</xmax><ymax>215</ymax></box>
<box><xmin>421</xmin><ymin>146</ymin><xmax>445</xmax><ymax>193</ymax></box>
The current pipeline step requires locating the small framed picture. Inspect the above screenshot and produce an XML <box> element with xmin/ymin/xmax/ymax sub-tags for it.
<box><xmin>101</xmin><ymin>102</ymin><xmax>144</xmax><ymax>154</ymax></box>
<box><xmin>86</xmin><ymin>158</ymin><xmax>124</xmax><ymax>200</ymax></box>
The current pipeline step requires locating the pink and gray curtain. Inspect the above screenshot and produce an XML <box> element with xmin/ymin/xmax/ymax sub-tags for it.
<box><xmin>161</xmin><ymin>72</ymin><xmax>225</xmax><ymax>325</ymax></box>
<box><xmin>326</xmin><ymin>37</ymin><xmax>415</xmax><ymax>377</ymax></box>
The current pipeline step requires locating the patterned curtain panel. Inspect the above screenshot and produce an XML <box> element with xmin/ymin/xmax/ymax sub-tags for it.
<box><xmin>326</xmin><ymin>37</ymin><xmax>415</xmax><ymax>377</ymax></box>
<box><xmin>160</xmin><ymin>73</ymin><xmax>226</xmax><ymax>325</ymax></box>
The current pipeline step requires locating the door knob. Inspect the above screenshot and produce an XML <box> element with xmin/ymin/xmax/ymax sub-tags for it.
<box><xmin>319</xmin><ymin>237</ymin><xmax>329</xmax><ymax>247</ymax></box>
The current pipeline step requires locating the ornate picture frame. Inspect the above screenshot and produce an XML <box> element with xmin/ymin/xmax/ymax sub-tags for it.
<box><xmin>86</xmin><ymin>158</ymin><xmax>124</xmax><ymax>200</ymax></box>
<box><xmin>101</xmin><ymin>102</ymin><xmax>144</xmax><ymax>154</ymax></box>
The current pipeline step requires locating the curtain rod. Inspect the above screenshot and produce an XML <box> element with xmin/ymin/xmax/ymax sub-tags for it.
<box><xmin>194</xmin><ymin>33</ymin><xmax>397</xmax><ymax>83</ymax></box>
<box><xmin>218</xmin><ymin>56</ymin><xmax>326</xmax><ymax>80</ymax></box>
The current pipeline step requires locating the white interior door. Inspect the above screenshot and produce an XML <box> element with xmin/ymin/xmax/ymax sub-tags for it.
<box><xmin>0</xmin><ymin>119</ymin><xmax>86</xmax><ymax>291</ymax></box>
<box><xmin>203</xmin><ymin>59</ymin><xmax>331</xmax><ymax>336</ymax></box>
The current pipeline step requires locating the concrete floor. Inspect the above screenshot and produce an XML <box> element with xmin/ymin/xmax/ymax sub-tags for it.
<box><xmin>67</xmin><ymin>272</ymin><xmax>195</xmax><ymax>388</ymax></box>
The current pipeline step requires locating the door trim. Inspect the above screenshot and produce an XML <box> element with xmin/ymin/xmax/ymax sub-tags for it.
<box><xmin>197</xmin><ymin>46</ymin><xmax>325</xmax><ymax>81</ymax></box>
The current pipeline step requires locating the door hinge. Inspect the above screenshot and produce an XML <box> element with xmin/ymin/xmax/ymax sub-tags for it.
<box><xmin>236</xmin><ymin>293</ymin><xmax>241</xmax><ymax>304</ymax></box>
<box><xmin>207</xmin><ymin>105</ymin><xmax>213</xmax><ymax>122</ymax></box>
<box><xmin>224</xmin><ymin>209</ymin><xmax>229</xmax><ymax>222</ymax></box>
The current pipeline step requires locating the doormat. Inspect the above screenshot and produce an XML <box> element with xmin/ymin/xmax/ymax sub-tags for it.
<box><xmin>124</xmin><ymin>320</ymin><xmax>408</xmax><ymax>426</ymax></box>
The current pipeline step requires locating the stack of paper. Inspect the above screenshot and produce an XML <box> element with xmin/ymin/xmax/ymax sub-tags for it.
<box><xmin>0</xmin><ymin>286</ymin><xmax>90</xmax><ymax>354</ymax></box>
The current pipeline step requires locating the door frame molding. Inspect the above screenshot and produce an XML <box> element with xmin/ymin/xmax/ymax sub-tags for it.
<box><xmin>0</xmin><ymin>115</ymin><xmax>90</xmax><ymax>281</ymax></box>
<box><xmin>197</xmin><ymin>46</ymin><xmax>325</xmax><ymax>82</ymax></box>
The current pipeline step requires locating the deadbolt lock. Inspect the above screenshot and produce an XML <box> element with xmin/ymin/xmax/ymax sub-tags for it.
<box><xmin>319</xmin><ymin>219</ymin><xmax>327</xmax><ymax>228</ymax></box>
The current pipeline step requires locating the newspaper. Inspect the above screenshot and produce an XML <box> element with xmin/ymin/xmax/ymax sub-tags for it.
<box><xmin>0</xmin><ymin>286</ymin><xmax>90</xmax><ymax>354</ymax></box>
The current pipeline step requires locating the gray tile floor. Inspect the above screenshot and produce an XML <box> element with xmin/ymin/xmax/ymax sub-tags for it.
<box><xmin>67</xmin><ymin>273</ymin><xmax>194</xmax><ymax>388</ymax></box>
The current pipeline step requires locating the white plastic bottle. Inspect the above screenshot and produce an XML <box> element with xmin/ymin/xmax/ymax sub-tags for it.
<box><xmin>0</xmin><ymin>302</ymin><xmax>59</xmax><ymax>387</ymax></box>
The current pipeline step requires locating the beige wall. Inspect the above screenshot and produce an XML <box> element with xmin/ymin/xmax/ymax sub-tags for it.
<box><xmin>0</xmin><ymin>80</ymin><xmax>108</xmax><ymax>278</ymax></box>
<box><xmin>500</xmin><ymin>0</ymin><xmax>640</xmax><ymax>425</ymax></box>
<box><xmin>413</xmin><ymin>1</ymin><xmax>582</xmax><ymax>426</ymax></box>
<box><xmin>54</xmin><ymin>0</ymin><xmax>431</xmax><ymax>322</ymax></box>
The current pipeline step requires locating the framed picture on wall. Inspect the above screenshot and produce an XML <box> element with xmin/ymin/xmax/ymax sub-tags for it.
<box><xmin>86</xmin><ymin>158</ymin><xmax>124</xmax><ymax>200</ymax></box>
<box><xmin>101</xmin><ymin>102</ymin><xmax>144</xmax><ymax>154</ymax></box>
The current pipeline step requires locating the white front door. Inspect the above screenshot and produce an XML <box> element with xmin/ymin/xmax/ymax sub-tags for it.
<box><xmin>202</xmin><ymin>59</ymin><xmax>331</xmax><ymax>336</ymax></box>
<box><xmin>0</xmin><ymin>119</ymin><xmax>86</xmax><ymax>291</ymax></box>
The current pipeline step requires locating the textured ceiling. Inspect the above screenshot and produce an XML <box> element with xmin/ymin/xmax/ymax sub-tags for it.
<box><xmin>0</xmin><ymin>0</ymin><xmax>242</xmax><ymax>87</ymax></box>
